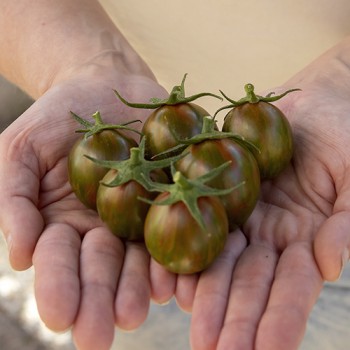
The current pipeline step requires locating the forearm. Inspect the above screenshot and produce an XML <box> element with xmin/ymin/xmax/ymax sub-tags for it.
<box><xmin>0</xmin><ymin>0</ymin><xmax>154</xmax><ymax>99</ymax></box>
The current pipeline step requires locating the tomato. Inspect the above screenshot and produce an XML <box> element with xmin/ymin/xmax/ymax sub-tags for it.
<box><xmin>144</xmin><ymin>192</ymin><xmax>228</xmax><ymax>274</ymax></box>
<box><xmin>141</xmin><ymin>102</ymin><xmax>209</xmax><ymax>159</ymax></box>
<box><xmin>175</xmin><ymin>138</ymin><xmax>260</xmax><ymax>229</ymax></box>
<box><xmin>68</xmin><ymin>112</ymin><xmax>138</xmax><ymax>209</ymax></box>
<box><xmin>114</xmin><ymin>74</ymin><xmax>222</xmax><ymax>159</ymax></box>
<box><xmin>97</xmin><ymin>168</ymin><xmax>168</xmax><ymax>241</ymax></box>
<box><xmin>222</xmin><ymin>101</ymin><xmax>293</xmax><ymax>179</ymax></box>
<box><xmin>218</xmin><ymin>84</ymin><xmax>297</xmax><ymax>179</ymax></box>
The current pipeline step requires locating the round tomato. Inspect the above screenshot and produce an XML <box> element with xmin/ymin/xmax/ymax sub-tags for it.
<box><xmin>222</xmin><ymin>101</ymin><xmax>293</xmax><ymax>179</ymax></box>
<box><xmin>144</xmin><ymin>193</ymin><xmax>228</xmax><ymax>274</ymax></box>
<box><xmin>141</xmin><ymin>102</ymin><xmax>209</xmax><ymax>159</ymax></box>
<box><xmin>175</xmin><ymin>138</ymin><xmax>260</xmax><ymax>229</ymax></box>
<box><xmin>97</xmin><ymin>169</ymin><xmax>168</xmax><ymax>241</ymax></box>
<box><xmin>68</xmin><ymin>130</ymin><xmax>137</xmax><ymax>209</ymax></box>
<box><xmin>114</xmin><ymin>74</ymin><xmax>221</xmax><ymax>159</ymax></box>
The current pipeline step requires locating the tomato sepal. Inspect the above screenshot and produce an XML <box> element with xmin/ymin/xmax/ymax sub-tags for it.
<box><xmin>85</xmin><ymin>137</ymin><xmax>185</xmax><ymax>190</ymax></box>
<box><xmin>139</xmin><ymin>161</ymin><xmax>242</xmax><ymax>229</ymax></box>
<box><xmin>214</xmin><ymin>83</ymin><xmax>300</xmax><ymax>117</ymax></box>
<box><xmin>71</xmin><ymin>111</ymin><xmax>143</xmax><ymax>139</ymax></box>
<box><xmin>114</xmin><ymin>74</ymin><xmax>222</xmax><ymax>109</ymax></box>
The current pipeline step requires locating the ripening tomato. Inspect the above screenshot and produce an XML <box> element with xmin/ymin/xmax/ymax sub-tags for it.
<box><xmin>175</xmin><ymin>138</ymin><xmax>260</xmax><ymax>229</ymax></box>
<box><xmin>96</xmin><ymin>168</ymin><xmax>168</xmax><ymax>241</ymax></box>
<box><xmin>141</xmin><ymin>102</ymin><xmax>209</xmax><ymax>159</ymax></box>
<box><xmin>222</xmin><ymin>99</ymin><xmax>293</xmax><ymax>179</ymax></box>
<box><xmin>68</xmin><ymin>130</ymin><xmax>137</xmax><ymax>209</ymax></box>
<box><xmin>144</xmin><ymin>193</ymin><xmax>228</xmax><ymax>274</ymax></box>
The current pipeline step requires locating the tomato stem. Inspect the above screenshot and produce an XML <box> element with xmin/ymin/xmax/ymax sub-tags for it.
<box><xmin>201</xmin><ymin>116</ymin><xmax>217</xmax><ymax>134</ymax></box>
<box><xmin>244</xmin><ymin>83</ymin><xmax>260</xmax><ymax>103</ymax></box>
<box><xmin>71</xmin><ymin>111</ymin><xmax>143</xmax><ymax>138</ymax></box>
<box><xmin>92</xmin><ymin>111</ymin><xmax>104</xmax><ymax>125</ymax></box>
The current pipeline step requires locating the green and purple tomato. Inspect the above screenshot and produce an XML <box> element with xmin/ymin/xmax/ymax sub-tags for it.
<box><xmin>222</xmin><ymin>101</ymin><xmax>293</xmax><ymax>179</ymax></box>
<box><xmin>68</xmin><ymin>130</ymin><xmax>137</xmax><ymax>210</ymax></box>
<box><xmin>144</xmin><ymin>193</ymin><xmax>228</xmax><ymax>274</ymax></box>
<box><xmin>96</xmin><ymin>169</ymin><xmax>168</xmax><ymax>241</ymax></box>
<box><xmin>175</xmin><ymin>138</ymin><xmax>260</xmax><ymax>229</ymax></box>
<box><xmin>141</xmin><ymin>102</ymin><xmax>209</xmax><ymax>159</ymax></box>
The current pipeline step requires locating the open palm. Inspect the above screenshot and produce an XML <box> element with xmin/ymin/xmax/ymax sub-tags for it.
<box><xmin>0</xmin><ymin>69</ymin><xmax>168</xmax><ymax>350</ymax></box>
<box><xmin>188</xmin><ymin>45</ymin><xmax>350</xmax><ymax>350</ymax></box>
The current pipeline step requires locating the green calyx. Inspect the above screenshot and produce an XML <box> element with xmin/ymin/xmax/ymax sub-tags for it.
<box><xmin>85</xmin><ymin>137</ymin><xmax>185</xmax><ymax>190</ymax></box>
<box><xmin>214</xmin><ymin>83</ymin><xmax>301</xmax><ymax>117</ymax></box>
<box><xmin>71</xmin><ymin>111</ymin><xmax>143</xmax><ymax>139</ymax></box>
<box><xmin>153</xmin><ymin>115</ymin><xmax>260</xmax><ymax>158</ymax></box>
<box><xmin>139</xmin><ymin>161</ymin><xmax>243</xmax><ymax>229</ymax></box>
<box><xmin>114</xmin><ymin>74</ymin><xmax>222</xmax><ymax>109</ymax></box>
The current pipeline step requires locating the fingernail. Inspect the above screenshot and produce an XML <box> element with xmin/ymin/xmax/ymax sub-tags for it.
<box><xmin>338</xmin><ymin>248</ymin><xmax>349</xmax><ymax>280</ymax></box>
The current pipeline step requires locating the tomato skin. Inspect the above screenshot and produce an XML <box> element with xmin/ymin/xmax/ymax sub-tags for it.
<box><xmin>96</xmin><ymin>169</ymin><xmax>168</xmax><ymax>241</ymax></box>
<box><xmin>68</xmin><ymin>130</ymin><xmax>137</xmax><ymax>210</ymax></box>
<box><xmin>222</xmin><ymin>101</ymin><xmax>293</xmax><ymax>179</ymax></box>
<box><xmin>175</xmin><ymin>139</ymin><xmax>260</xmax><ymax>229</ymax></box>
<box><xmin>141</xmin><ymin>102</ymin><xmax>209</xmax><ymax>159</ymax></box>
<box><xmin>144</xmin><ymin>193</ymin><xmax>228</xmax><ymax>274</ymax></box>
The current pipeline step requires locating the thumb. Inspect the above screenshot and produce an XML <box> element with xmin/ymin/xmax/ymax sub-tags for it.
<box><xmin>314</xmin><ymin>211</ymin><xmax>350</xmax><ymax>281</ymax></box>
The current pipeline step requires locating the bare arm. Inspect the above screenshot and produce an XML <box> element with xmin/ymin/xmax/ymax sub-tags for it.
<box><xmin>0</xmin><ymin>0</ymin><xmax>154</xmax><ymax>98</ymax></box>
<box><xmin>0</xmin><ymin>3</ymin><xmax>170</xmax><ymax>348</ymax></box>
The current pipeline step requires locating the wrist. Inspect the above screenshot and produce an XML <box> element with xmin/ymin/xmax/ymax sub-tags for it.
<box><xmin>48</xmin><ymin>33</ymin><xmax>156</xmax><ymax>96</ymax></box>
<box><xmin>0</xmin><ymin>1</ymin><xmax>155</xmax><ymax>99</ymax></box>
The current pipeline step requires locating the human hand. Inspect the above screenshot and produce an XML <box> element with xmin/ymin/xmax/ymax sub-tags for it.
<box><xmin>177</xmin><ymin>39</ymin><xmax>350</xmax><ymax>350</ymax></box>
<box><xmin>0</xmin><ymin>66</ymin><xmax>172</xmax><ymax>350</ymax></box>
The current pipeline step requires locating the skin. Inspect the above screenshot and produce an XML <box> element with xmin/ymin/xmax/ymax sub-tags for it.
<box><xmin>184</xmin><ymin>38</ymin><xmax>350</xmax><ymax>349</ymax></box>
<box><xmin>0</xmin><ymin>1</ymin><xmax>168</xmax><ymax>349</ymax></box>
<box><xmin>0</xmin><ymin>1</ymin><xmax>349</xmax><ymax>350</ymax></box>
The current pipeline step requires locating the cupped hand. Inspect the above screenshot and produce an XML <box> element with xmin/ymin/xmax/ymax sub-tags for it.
<box><xmin>0</xmin><ymin>68</ymin><xmax>172</xmax><ymax>350</ymax></box>
<box><xmin>186</xmin><ymin>41</ymin><xmax>350</xmax><ymax>350</ymax></box>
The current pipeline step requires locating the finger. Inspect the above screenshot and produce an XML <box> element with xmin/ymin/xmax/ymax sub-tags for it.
<box><xmin>314</xmin><ymin>211</ymin><xmax>350</xmax><ymax>281</ymax></box>
<box><xmin>256</xmin><ymin>242</ymin><xmax>323</xmax><ymax>350</ymax></box>
<box><xmin>115</xmin><ymin>242</ymin><xmax>151</xmax><ymax>330</ymax></box>
<box><xmin>175</xmin><ymin>273</ymin><xmax>199</xmax><ymax>313</ymax></box>
<box><xmin>149</xmin><ymin>258</ymin><xmax>177</xmax><ymax>304</ymax></box>
<box><xmin>72</xmin><ymin>228</ymin><xmax>124</xmax><ymax>350</ymax></box>
<box><xmin>32</xmin><ymin>223</ymin><xmax>81</xmax><ymax>331</ymax></box>
<box><xmin>216</xmin><ymin>243</ymin><xmax>278</xmax><ymax>350</ymax></box>
<box><xmin>190</xmin><ymin>231</ymin><xmax>247</xmax><ymax>350</ymax></box>
<box><xmin>0</xmin><ymin>159</ymin><xmax>43</xmax><ymax>270</ymax></box>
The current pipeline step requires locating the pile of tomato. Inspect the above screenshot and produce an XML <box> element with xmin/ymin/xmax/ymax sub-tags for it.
<box><xmin>68</xmin><ymin>75</ymin><xmax>297</xmax><ymax>274</ymax></box>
